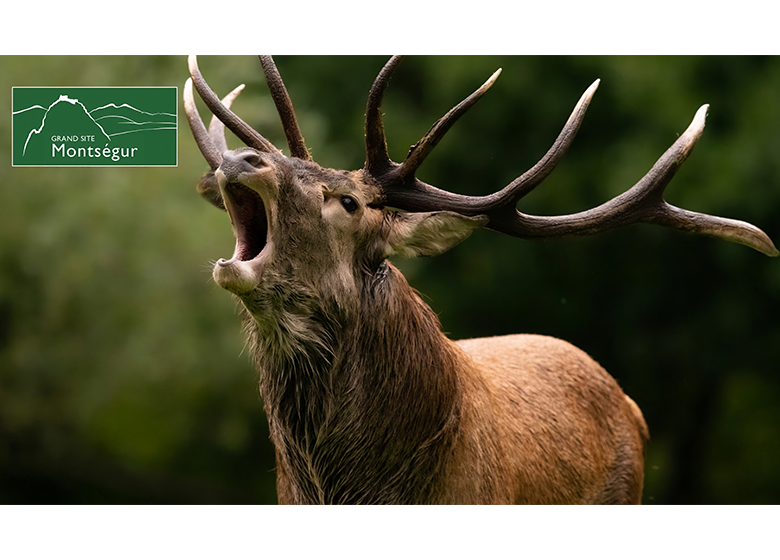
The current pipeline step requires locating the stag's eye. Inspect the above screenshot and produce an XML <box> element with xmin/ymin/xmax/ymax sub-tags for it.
<box><xmin>340</xmin><ymin>196</ymin><xmax>359</xmax><ymax>213</ymax></box>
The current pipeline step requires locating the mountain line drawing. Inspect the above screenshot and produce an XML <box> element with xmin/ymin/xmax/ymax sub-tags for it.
<box><xmin>15</xmin><ymin>94</ymin><xmax>176</xmax><ymax>156</ymax></box>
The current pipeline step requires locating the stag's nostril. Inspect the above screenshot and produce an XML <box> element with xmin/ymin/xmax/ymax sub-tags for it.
<box><xmin>242</xmin><ymin>152</ymin><xmax>264</xmax><ymax>169</ymax></box>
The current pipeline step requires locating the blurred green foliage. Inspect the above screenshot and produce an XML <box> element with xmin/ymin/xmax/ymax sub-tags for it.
<box><xmin>1</xmin><ymin>56</ymin><xmax>779</xmax><ymax>504</ymax></box>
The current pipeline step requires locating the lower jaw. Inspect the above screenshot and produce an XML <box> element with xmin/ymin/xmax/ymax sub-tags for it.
<box><xmin>213</xmin><ymin>257</ymin><xmax>263</xmax><ymax>295</ymax></box>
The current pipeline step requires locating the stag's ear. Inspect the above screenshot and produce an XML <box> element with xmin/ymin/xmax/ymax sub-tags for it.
<box><xmin>197</xmin><ymin>172</ymin><xmax>226</xmax><ymax>211</ymax></box>
<box><xmin>384</xmin><ymin>211</ymin><xmax>489</xmax><ymax>258</ymax></box>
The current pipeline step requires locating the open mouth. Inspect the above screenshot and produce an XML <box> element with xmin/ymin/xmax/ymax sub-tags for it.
<box><xmin>222</xmin><ymin>182</ymin><xmax>268</xmax><ymax>263</ymax></box>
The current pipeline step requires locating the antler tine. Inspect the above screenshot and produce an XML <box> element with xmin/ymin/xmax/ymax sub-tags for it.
<box><xmin>258</xmin><ymin>56</ymin><xmax>311</xmax><ymax>161</ymax></box>
<box><xmin>493</xmin><ymin>79</ymin><xmax>600</xmax><ymax>206</ymax></box>
<box><xmin>185</xmin><ymin>78</ymin><xmax>247</xmax><ymax>168</ymax></box>
<box><xmin>398</xmin><ymin>68</ymin><xmax>503</xmax><ymax>181</ymax></box>
<box><xmin>184</xmin><ymin>78</ymin><xmax>246</xmax><ymax>211</ymax></box>
<box><xmin>378</xmin><ymin>79</ymin><xmax>600</xmax><ymax>214</ymax></box>
<box><xmin>184</xmin><ymin>77</ymin><xmax>222</xmax><ymax>170</ymax></box>
<box><xmin>188</xmin><ymin>55</ymin><xmax>281</xmax><ymax>155</ymax></box>
<box><xmin>209</xmin><ymin>83</ymin><xmax>245</xmax><ymax>155</ymax></box>
<box><xmin>487</xmin><ymin>104</ymin><xmax>709</xmax><ymax>237</ymax></box>
<box><xmin>365</xmin><ymin>55</ymin><xmax>404</xmax><ymax>178</ymax></box>
<box><xmin>366</xmin><ymin>57</ymin><xmax>502</xmax><ymax>181</ymax></box>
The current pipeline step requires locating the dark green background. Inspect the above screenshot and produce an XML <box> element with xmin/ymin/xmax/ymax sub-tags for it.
<box><xmin>1</xmin><ymin>56</ymin><xmax>779</xmax><ymax>504</ymax></box>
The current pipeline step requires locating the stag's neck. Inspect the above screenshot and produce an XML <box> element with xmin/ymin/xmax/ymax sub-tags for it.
<box><xmin>243</xmin><ymin>261</ymin><xmax>464</xmax><ymax>504</ymax></box>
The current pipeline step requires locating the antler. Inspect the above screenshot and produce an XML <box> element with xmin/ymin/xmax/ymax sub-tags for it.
<box><xmin>185</xmin><ymin>55</ymin><xmax>777</xmax><ymax>257</ymax></box>
<box><xmin>184</xmin><ymin>75</ymin><xmax>250</xmax><ymax>209</ymax></box>
<box><xmin>365</xmin><ymin>58</ymin><xmax>778</xmax><ymax>257</ymax></box>
<box><xmin>185</xmin><ymin>55</ymin><xmax>312</xmax><ymax>207</ymax></box>
<box><xmin>184</xmin><ymin>77</ymin><xmax>245</xmax><ymax>170</ymax></box>
<box><xmin>258</xmin><ymin>56</ymin><xmax>311</xmax><ymax>160</ymax></box>
<box><xmin>366</xmin><ymin>56</ymin><xmax>503</xmax><ymax>182</ymax></box>
<box><xmin>187</xmin><ymin>55</ymin><xmax>280</xmax><ymax>155</ymax></box>
<box><xmin>186</xmin><ymin>55</ymin><xmax>311</xmax><ymax>160</ymax></box>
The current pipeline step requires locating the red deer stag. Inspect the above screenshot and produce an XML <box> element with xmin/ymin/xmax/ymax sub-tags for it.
<box><xmin>183</xmin><ymin>56</ymin><xmax>777</xmax><ymax>504</ymax></box>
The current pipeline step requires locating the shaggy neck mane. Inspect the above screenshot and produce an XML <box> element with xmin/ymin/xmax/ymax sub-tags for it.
<box><xmin>242</xmin><ymin>261</ymin><xmax>464</xmax><ymax>504</ymax></box>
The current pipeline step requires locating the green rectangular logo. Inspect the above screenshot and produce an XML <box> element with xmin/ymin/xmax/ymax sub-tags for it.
<box><xmin>12</xmin><ymin>87</ymin><xmax>177</xmax><ymax>167</ymax></box>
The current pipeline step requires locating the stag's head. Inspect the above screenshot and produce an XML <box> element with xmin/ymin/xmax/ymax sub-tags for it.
<box><xmin>205</xmin><ymin>146</ymin><xmax>484</xmax><ymax>306</ymax></box>
<box><xmin>184</xmin><ymin>56</ymin><xmax>493</xmax><ymax>311</ymax></box>
<box><xmin>185</xmin><ymin>56</ymin><xmax>777</xmax><ymax>312</ymax></box>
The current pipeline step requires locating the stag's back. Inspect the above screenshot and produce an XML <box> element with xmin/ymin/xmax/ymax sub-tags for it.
<box><xmin>443</xmin><ymin>334</ymin><xmax>648</xmax><ymax>504</ymax></box>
